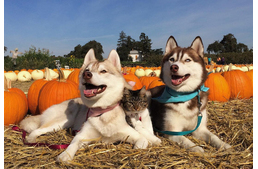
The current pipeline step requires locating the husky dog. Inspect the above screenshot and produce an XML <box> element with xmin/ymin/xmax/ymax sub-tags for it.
<box><xmin>149</xmin><ymin>36</ymin><xmax>231</xmax><ymax>152</ymax></box>
<box><xmin>20</xmin><ymin>49</ymin><xmax>149</xmax><ymax>162</ymax></box>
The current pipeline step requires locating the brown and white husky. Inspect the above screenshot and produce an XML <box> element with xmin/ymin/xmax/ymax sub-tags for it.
<box><xmin>20</xmin><ymin>49</ymin><xmax>150</xmax><ymax>162</ymax></box>
<box><xmin>149</xmin><ymin>36</ymin><xmax>231</xmax><ymax>152</ymax></box>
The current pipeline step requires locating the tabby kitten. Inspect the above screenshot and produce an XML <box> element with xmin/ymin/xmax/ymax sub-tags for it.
<box><xmin>121</xmin><ymin>87</ymin><xmax>161</xmax><ymax>145</ymax></box>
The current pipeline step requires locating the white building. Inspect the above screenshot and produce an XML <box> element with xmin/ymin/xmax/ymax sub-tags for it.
<box><xmin>128</xmin><ymin>50</ymin><xmax>144</xmax><ymax>62</ymax></box>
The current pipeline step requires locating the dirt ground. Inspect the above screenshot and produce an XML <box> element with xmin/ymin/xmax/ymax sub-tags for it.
<box><xmin>11</xmin><ymin>80</ymin><xmax>35</xmax><ymax>94</ymax></box>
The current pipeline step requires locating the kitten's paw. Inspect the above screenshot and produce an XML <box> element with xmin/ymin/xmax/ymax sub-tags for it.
<box><xmin>132</xmin><ymin>119</ymin><xmax>142</xmax><ymax>128</ymax></box>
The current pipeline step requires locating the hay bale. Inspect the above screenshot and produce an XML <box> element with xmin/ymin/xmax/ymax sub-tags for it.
<box><xmin>4</xmin><ymin>99</ymin><xmax>253</xmax><ymax>168</ymax></box>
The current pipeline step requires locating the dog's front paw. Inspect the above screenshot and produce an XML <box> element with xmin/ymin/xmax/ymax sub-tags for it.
<box><xmin>134</xmin><ymin>137</ymin><xmax>148</xmax><ymax>149</ymax></box>
<box><xmin>189</xmin><ymin>146</ymin><xmax>204</xmax><ymax>153</ymax></box>
<box><xmin>26</xmin><ymin>135</ymin><xmax>36</xmax><ymax>143</ymax></box>
<box><xmin>153</xmin><ymin>137</ymin><xmax>162</xmax><ymax>145</ymax></box>
<box><xmin>221</xmin><ymin>143</ymin><xmax>231</xmax><ymax>150</ymax></box>
<box><xmin>57</xmin><ymin>151</ymin><xmax>73</xmax><ymax>163</ymax></box>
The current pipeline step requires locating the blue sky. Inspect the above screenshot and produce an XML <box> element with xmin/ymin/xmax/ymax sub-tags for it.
<box><xmin>4</xmin><ymin>0</ymin><xmax>253</xmax><ymax>58</ymax></box>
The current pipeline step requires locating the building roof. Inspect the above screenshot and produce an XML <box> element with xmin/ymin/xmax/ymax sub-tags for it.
<box><xmin>129</xmin><ymin>50</ymin><xmax>140</xmax><ymax>54</ymax></box>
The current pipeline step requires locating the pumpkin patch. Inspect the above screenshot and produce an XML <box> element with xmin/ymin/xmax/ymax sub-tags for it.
<box><xmin>3</xmin><ymin>63</ymin><xmax>253</xmax><ymax>125</ymax></box>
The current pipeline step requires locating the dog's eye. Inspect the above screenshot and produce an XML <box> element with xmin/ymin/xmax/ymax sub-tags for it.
<box><xmin>100</xmin><ymin>70</ymin><xmax>107</xmax><ymax>73</ymax></box>
<box><xmin>185</xmin><ymin>59</ymin><xmax>191</xmax><ymax>62</ymax></box>
<box><xmin>169</xmin><ymin>58</ymin><xmax>175</xmax><ymax>62</ymax></box>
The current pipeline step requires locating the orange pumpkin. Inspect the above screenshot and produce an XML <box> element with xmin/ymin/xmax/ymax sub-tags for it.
<box><xmin>222</xmin><ymin>70</ymin><xmax>253</xmax><ymax>99</ymax></box>
<box><xmin>14</xmin><ymin>70</ymin><xmax>19</xmax><ymax>75</ymax></box>
<box><xmin>204</xmin><ymin>73</ymin><xmax>231</xmax><ymax>102</ymax></box>
<box><xmin>139</xmin><ymin>76</ymin><xmax>160</xmax><ymax>90</ymax></box>
<box><xmin>38</xmin><ymin>69</ymin><xmax>80</xmax><ymax>114</ymax></box>
<box><xmin>4</xmin><ymin>77</ymin><xmax>28</xmax><ymax>125</ymax></box>
<box><xmin>27</xmin><ymin>68</ymin><xmax>53</xmax><ymax>115</ymax></box>
<box><xmin>148</xmin><ymin>78</ymin><xmax>165</xmax><ymax>89</ymax></box>
<box><xmin>27</xmin><ymin>69</ymin><xmax>33</xmax><ymax>74</ymax></box>
<box><xmin>245</xmin><ymin>70</ymin><xmax>253</xmax><ymax>84</ymax></box>
<box><xmin>5</xmin><ymin>77</ymin><xmax>28</xmax><ymax>109</ymax></box>
<box><xmin>123</xmin><ymin>74</ymin><xmax>143</xmax><ymax>90</ymax></box>
<box><xmin>67</xmin><ymin>68</ymin><xmax>81</xmax><ymax>86</ymax></box>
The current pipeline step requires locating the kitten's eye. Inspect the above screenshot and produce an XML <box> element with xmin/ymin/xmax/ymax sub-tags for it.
<box><xmin>169</xmin><ymin>58</ymin><xmax>175</xmax><ymax>62</ymax></box>
<box><xmin>185</xmin><ymin>59</ymin><xmax>191</xmax><ymax>62</ymax></box>
<box><xmin>100</xmin><ymin>70</ymin><xmax>107</xmax><ymax>73</ymax></box>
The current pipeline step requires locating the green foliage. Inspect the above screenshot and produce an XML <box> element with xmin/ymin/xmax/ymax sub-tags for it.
<box><xmin>204</xmin><ymin>51</ymin><xmax>253</xmax><ymax>64</ymax></box>
<box><xmin>207</xmin><ymin>33</ymin><xmax>250</xmax><ymax>54</ymax></box>
<box><xmin>4</xmin><ymin>56</ymin><xmax>14</xmax><ymax>71</ymax></box>
<box><xmin>116</xmin><ymin>31</ymin><xmax>154</xmax><ymax>61</ymax></box>
<box><xmin>4</xmin><ymin>46</ymin><xmax>84</xmax><ymax>71</ymax></box>
<box><xmin>66</xmin><ymin>40</ymin><xmax>104</xmax><ymax>60</ymax></box>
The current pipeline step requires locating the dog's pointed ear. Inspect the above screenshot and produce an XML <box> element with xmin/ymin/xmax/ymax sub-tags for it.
<box><xmin>107</xmin><ymin>50</ymin><xmax>121</xmax><ymax>71</ymax></box>
<box><xmin>83</xmin><ymin>48</ymin><xmax>97</xmax><ymax>66</ymax></box>
<box><xmin>165</xmin><ymin>36</ymin><xmax>178</xmax><ymax>55</ymax></box>
<box><xmin>191</xmin><ymin>36</ymin><xmax>204</xmax><ymax>58</ymax></box>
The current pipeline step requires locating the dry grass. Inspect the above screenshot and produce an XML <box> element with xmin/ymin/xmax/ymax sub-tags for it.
<box><xmin>4</xmin><ymin>98</ymin><xmax>253</xmax><ymax>168</ymax></box>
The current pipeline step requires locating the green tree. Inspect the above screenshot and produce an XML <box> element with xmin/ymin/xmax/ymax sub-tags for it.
<box><xmin>207</xmin><ymin>33</ymin><xmax>249</xmax><ymax>54</ymax></box>
<box><xmin>117</xmin><ymin>31</ymin><xmax>136</xmax><ymax>61</ymax></box>
<box><xmin>139</xmin><ymin>32</ymin><xmax>152</xmax><ymax>59</ymax></box>
<box><xmin>237</xmin><ymin>43</ymin><xmax>248</xmax><ymax>53</ymax></box>
<box><xmin>207</xmin><ymin>40</ymin><xmax>223</xmax><ymax>54</ymax></box>
<box><xmin>66</xmin><ymin>40</ymin><xmax>104</xmax><ymax>60</ymax></box>
<box><xmin>220</xmin><ymin>33</ymin><xmax>237</xmax><ymax>53</ymax></box>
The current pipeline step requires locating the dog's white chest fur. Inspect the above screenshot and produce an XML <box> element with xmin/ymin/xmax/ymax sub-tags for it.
<box><xmin>163</xmin><ymin>101</ymin><xmax>199</xmax><ymax>132</ymax></box>
<box><xmin>87</xmin><ymin>106</ymin><xmax>126</xmax><ymax>137</ymax></box>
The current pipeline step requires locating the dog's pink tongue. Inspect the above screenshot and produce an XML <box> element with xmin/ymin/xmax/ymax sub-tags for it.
<box><xmin>84</xmin><ymin>89</ymin><xmax>97</xmax><ymax>97</ymax></box>
<box><xmin>171</xmin><ymin>78</ymin><xmax>183</xmax><ymax>86</ymax></box>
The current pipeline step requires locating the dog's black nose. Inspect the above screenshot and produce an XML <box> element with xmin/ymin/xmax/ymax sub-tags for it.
<box><xmin>83</xmin><ymin>71</ymin><xmax>92</xmax><ymax>79</ymax></box>
<box><xmin>171</xmin><ymin>65</ymin><xmax>179</xmax><ymax>73</ymax></box>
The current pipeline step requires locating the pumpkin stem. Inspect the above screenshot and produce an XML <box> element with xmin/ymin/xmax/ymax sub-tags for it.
<box><xmin>4</xmin><ymin>76</ymin><xmax>11</xmax><ymax>91</ymax></box>
<box><xmin>221</xmin><ymin>66</ymin><xmax>224</xmax><ymax>72</ymax></box>
<box><xmin>148</xmin><ymin>72</ymin><xmax>157</xmax><ymax>77</ymax></box>
<box><xmin>44</xmin><ymin>67</ymin><xmax>52</xmax><ymax>81</ymax></box>
<box><xmin>57</xmin><ymin>68</ymin><xmax>66</xmax><ymax>82</ymax></box>
<box><xmin>209</xmin><ymin>64</ymin><xmax>214</xmax><ymax>73</ymax></box>
<box><xmin>229</xmin><ymin>63</ymin><xmax>233</xmax><ymax>71</ymax></box>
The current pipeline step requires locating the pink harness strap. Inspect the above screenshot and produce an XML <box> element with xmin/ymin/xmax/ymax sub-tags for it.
<box><xmin>12</xmin><ymin>126</ymin><xmax>70</xmax><ymax>149</ymax></box>
<box><xmin>86</xmin><ymin>103</ymin><xmax>120</xmax><ymax>120</ymax></box>
<box><xmin>11</xmin><ymin>103</ymin><xmax>120</xmax><ymax>150</ymax></box>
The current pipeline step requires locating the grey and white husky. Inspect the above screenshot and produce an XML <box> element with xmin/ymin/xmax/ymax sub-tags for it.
<box><xmin>149</xmin><ymin>36</ymin><xmax>231</xmax><ymax>152</ymax></box>
<box><xmin>20</xmin><ymin>49</ymin><xmax>150</xmax><ymax>162</ymax></box>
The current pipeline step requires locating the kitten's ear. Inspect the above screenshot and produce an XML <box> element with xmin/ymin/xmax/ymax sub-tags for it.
<box><xmin>123</xmin><ymin>88</ymin><xmax>130</xmax><ymax>95</ymax></box>
<box><xmin>140</xmin><ymin>86</ymin><xmax>147</xmax><ymax>95</ymax></box>
<box><xmin>124</xmin><ymin>80</ymin><xmax>134</xmax><ymax>90</ymax></box>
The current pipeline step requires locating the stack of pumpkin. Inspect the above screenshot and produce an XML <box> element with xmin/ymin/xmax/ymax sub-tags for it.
<box><xmin>122</xmin><ymin>66</ymin><xmax>164</xmax><ymax>90</ymax></box>
<box><xmin>204</xmin><ymin>64</ymin><xmax>253</xmax><ymax>102</ymax></box>
<box><xmin>4</xmin><ymin>63</ymin><xmax>253</xmax><ymax>126</ymax></box>
<box><xmin>4</xmin><ymin>68</ymin><xmax>80</xmax><ymax>126</ymax></box>
<box><xmin>206</xmin><ymin>64</ymin><xmax>253</xmax><ymax>73</ymax></box>
<box><xmin>4</xmin><ymin>68</ymin><xmax>75</xmax><ymax>82</ymax></box>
